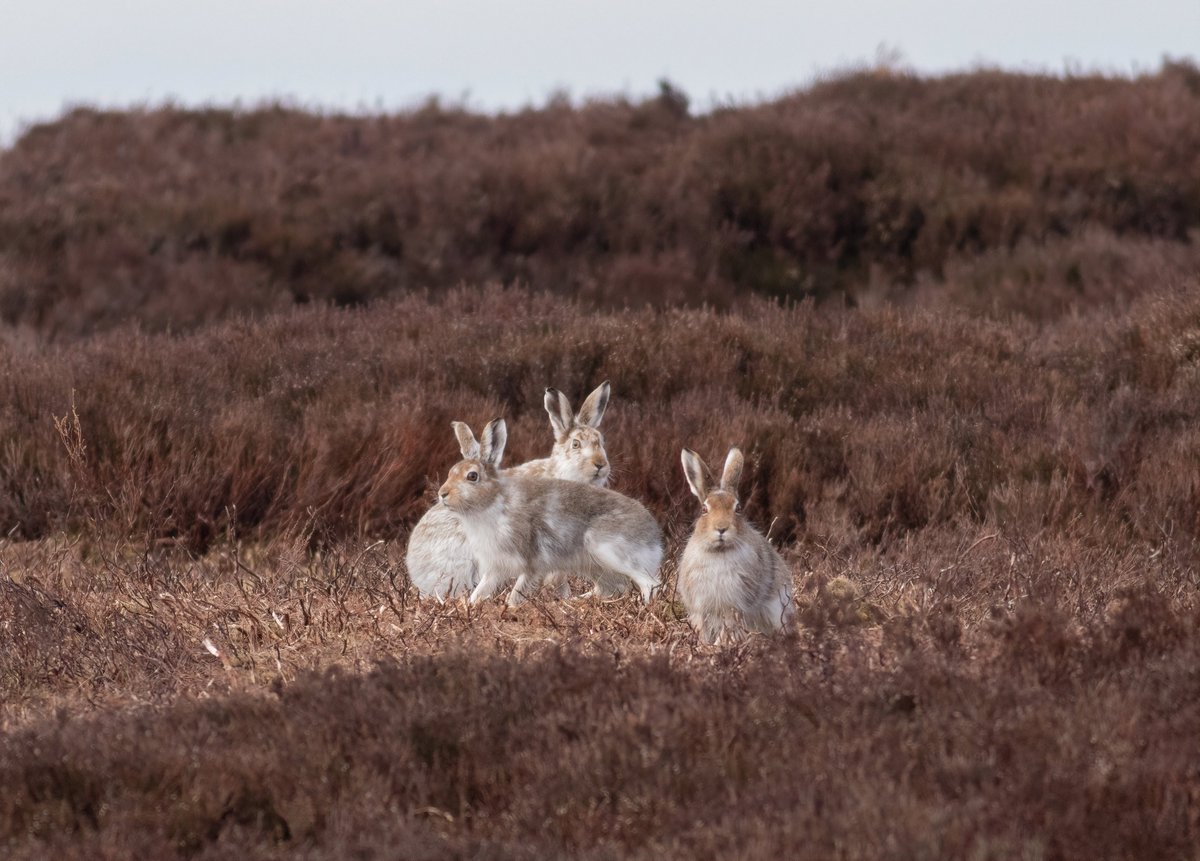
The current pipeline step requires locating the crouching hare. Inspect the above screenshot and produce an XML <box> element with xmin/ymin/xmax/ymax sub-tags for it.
<box><xmin>440</xmin><ymin>419</ymin><xmax>663</xmax><ymax>606</ymax></box>
<box><xmin>406</xmin><ymin>382</ymin><xmax>612</xmax><ymax>600</ymax></box>
<box><xmin>678</xmin><ymin>447</ymin><xmax>794</xmax><ymax>644</ymax></box>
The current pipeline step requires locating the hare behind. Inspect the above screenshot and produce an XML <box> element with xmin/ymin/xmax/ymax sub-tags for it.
<box><xmin>508</xmin><ymin>381</ymin><xmax>610</xmax><ymax>485</ymax></box>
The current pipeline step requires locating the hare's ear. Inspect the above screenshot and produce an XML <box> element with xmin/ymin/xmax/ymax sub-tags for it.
<box><xmin>680</xmin><ymin>449</ymin><xmax>707</xmax><ymax>501</ymax></box>
<box><xmin>452</xmin><ymin>422</ymin><xmax>480</xmax><ymax>460</ymax></box>
<box><xmin>480</xmin><ymin>418</ymin><xmax>507</xmax><ymax>467</ymax></box>
<box><xmin>543</xmin><ymin>388</ymin><xmax>572</xmax><ymax>440</ymax></box>
<box><xmin>576</xmin><ymin>380</ymin><xmax>611</xmax><ymax>429</ymax></box>
<box><xmin>549</xmin><ymin>393</ymin><xmax>576</xmax><ymax>446</ymax></box>
<box><xmin>720</xmin><ymin>447</ymin><xmax>744</xmax><ymax>493</ymax></box>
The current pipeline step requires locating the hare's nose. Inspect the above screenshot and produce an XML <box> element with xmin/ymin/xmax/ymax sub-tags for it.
<box><xmin>716</xmin><ymin>526</ymin><xmax>728</xmax><ymax>536</ymax></box>
<box><xmin>593</xmin><ymin>461</ymin><xmax>606</xmax><ymax>470</ymax></box>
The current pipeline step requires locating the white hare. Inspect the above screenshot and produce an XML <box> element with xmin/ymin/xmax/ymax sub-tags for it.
<box><xmin>405</xmin><ymin>382</ymin><xmax>611</xmax><ymax>599</ymax></box>
<box><xmin>438</xmin><ymin>419</ymin><xmax>662</xmax><ymax>606</ymax></box>
<box><xmin>677</xmin><ymin>447</ymin><xmax>794</xmax><ymax>644</ymax></box>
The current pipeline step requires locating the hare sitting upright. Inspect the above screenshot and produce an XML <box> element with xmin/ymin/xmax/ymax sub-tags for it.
<box><xmin>677</xmin><ymin>447</ymin><xmax>794</xmax><ymax>644</ymax></box>
<box><xmin>406</xmin><ymin>382</ymin><xmax>612</xmax><ymax>600</ymax></box>
<box><xmin>439</xmin><ymin>418</ymin><xmax>663</xmax><ymax>606</ymax></box>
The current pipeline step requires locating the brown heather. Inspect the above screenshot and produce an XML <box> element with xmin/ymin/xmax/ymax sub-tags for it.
<box><xmin>2</xmin><ymin>66</ymin><xmax>1200</xmax><ymax>858</ymax></box>
<box><xmin>2</xmin><ymin>64</ymin><xmax>1200</xmax><ymax>335</ymax></box>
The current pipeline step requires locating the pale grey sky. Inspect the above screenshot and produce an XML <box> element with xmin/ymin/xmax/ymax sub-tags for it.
<box><xmin>2</xmin><ymin>0</ymin><xmax>1198</xmax><ymax>142</ymax></box>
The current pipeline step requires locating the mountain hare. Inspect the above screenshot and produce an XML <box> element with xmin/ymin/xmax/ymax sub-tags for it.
<box><xmin>678</xmin><ymin>447</ymin><xmax>794</xmax><ymax>644</ymax></box>
<box><xmin>439</xmin><ymin>418</ymin><xmax>662</xmax><ymax>606</ymax></box>
<box><xmin>405</xmin><ymin>382</ymin><xmax>612</xmax><ymax>600</ymax></box>
<box><xmin>508</xmin><ymin>381</ymin><xmax>610</xmax><ymax>484</ymax></box>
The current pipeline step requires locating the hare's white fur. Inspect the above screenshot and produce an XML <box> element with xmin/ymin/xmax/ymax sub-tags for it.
<box><xmin>677</xmin><ymin>447</ymin><xmax>794</xmax><ymax>644</ymax></box>
<box><xmin>405</xmin><ymin>382</ymin><xmax>612</xmax><ymax>599</ymax></box>
<box><xmin>439</xmin><ymin>419</ymin><xmax>662</xmax><ymax>606</ymax></box>
<box><xmin>405</xmin><ymin>505</ymin><xmax>478</xmax><ymax>599</ymax></box>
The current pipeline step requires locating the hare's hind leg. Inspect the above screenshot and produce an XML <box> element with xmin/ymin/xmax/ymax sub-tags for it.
<box><xmin>506</xmin><ymin>570</ymin><xmax>547</xmax><ymax>607</ymax></box>
<box><xmin>542</xmin><ymin>570</ymin><xmax>573</xmax><ymax>599</ymax></box>
<box><xmin>579</xmin><ymin>565</ymin><xmax>631</xmax><ymax>600</ymax></box>
<box><xmin>469</xmin><ymin>564</ymin><xmax>510</xmax><ymax>605</ymax></box>
<box><xmin>584</xmin><ymin>534</ymin><xmax>661</xmax><ymax>603</ymax></box>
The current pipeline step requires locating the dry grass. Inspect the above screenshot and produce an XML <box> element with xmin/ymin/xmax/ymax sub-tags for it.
<box><xmin>2</xmin><ymin>526</ymin><xmax>1198</xmax><ymax>858</ymax></box>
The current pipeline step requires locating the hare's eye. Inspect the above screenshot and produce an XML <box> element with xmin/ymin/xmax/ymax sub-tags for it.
<box><xmin>701</xmin><ymin>503</ymin><xmax>709</xmax><ymax>514</ymax></box>
<box><xmin>572</xmin><ymin>439</ymin><xmax>581</xmax><ymax>449</ymax></box>
<box><xmin>467</xmin><ymin>471</ymin><xmax>479</xmax><ymax>482</ymax></box>
<box><xmin>734</xmin><ymin>501</ymin><xmax>742</xmax><ymax>513</ymax></box>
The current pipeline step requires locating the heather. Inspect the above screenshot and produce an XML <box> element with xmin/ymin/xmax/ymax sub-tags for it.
<box><xmin>3</xmin><ymin>65</ymin><xmax>1200</xmax><ymax>859</ymax></box>
<box><xmin>2</xmin><ymin>64</ymin><xmax>1200</xmax><ymax>336</ymax></box>
<box><xmin>3</xmin><ymin>525</ymin><xmax>1199</xmax><ymax>859</ymax></box>
<box><xmin>2</xmin><ymin>287</ymin><xmax>1200</xmax><ymax>548</ymax></box>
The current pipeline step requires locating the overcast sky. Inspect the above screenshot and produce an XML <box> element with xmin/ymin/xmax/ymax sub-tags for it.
<box><xmin>3</xmin><ymin>0</ymin><xmax>1198</xmax><ymax>143</ymax></box>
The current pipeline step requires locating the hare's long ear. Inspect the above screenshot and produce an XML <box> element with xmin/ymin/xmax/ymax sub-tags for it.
<box><xmin>544</xmin><ymin>390</ymin><xmax>571</xmax><ymax>446</ymax></box>
<box><xmin>576</xmin><ymin>380</ymin><xmax>611</xmax><ymax>429</ymax></box>
<box><xmin>544</xmin><ymin>388</ymin><xmax>572</xmax><ymax>440</ymax></box>
<box><xmin>480</xmin><ymin>418</ymin><xmax>507</xmax><ymax>467</ymax></box>
<box><xmin>720</xmin><ymin>447</ymin><xmax>744</xmax><ymax>494</ymax></box>
<box><xmin>681</xmin><ymin>449</ymin><xmax>707</xmax><ymax>501</ymax></box>
<box><xmin>452</xmin><ymin>422</ymin><xmax>480</xmax><ymax>460</ymax></box>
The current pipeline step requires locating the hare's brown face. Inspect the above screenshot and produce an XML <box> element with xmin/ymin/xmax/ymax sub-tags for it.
<box><xmin>697</xmin><ymin>490</ymin><xmax>742</xmax><ymax>551</ymax></box>
<box><xmin>553</xmin><ymin>427</ymin><xmax>609</xmax><ymax>485</ymax></box>
<box><xmin>439</xmin><ymin>460</ymin><xmax>499</xmax><ymax>512</ymax></box>
<box><xmin>681</xmin><ymin>446</ymin><xmax>746</xmax><ymax>551</ymax></box>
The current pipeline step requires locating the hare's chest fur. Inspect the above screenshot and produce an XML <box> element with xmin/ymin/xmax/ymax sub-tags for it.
<box><xmin>680</xmin><ymin>541</ymin><xmax>761</xmax><ymax>613</ymax></box>
<box><xmin>458</xmin><ymin>496</ymin><xmax>515</xmax><ymax>556</ymax></box>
